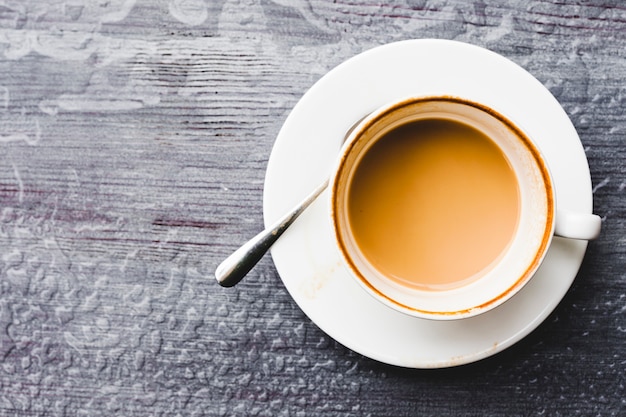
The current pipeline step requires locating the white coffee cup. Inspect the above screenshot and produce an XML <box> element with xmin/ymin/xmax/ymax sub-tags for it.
<box><xmin>329</xmin><ymin>96</ymin><xmax>601</xmax><ymax>320</ymax></box>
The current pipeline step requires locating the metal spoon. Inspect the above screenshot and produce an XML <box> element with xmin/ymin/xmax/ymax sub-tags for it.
<box><xmin>215</xmin><ymin>116</ymin><xmax>366</xmax><ymax>287</ymax></box>
<box><xmin>215</xmin><ymin>178</ymin><xmax>329</xmax><ymax>287</ymax></box>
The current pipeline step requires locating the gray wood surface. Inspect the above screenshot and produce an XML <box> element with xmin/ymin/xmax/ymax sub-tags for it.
<box><xmin>0</xmin><ymin>1</ymin><xmax>624</xmax><ymax>416</ymax></box>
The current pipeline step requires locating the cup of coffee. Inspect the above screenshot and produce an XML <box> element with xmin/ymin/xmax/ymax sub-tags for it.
<box><xmin>329</xmin><ymin>96</ymin><xmax>601</xmax><ymax>320</ymax></box>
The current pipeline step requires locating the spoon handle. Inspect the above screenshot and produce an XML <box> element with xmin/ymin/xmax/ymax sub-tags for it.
<box><xmin>215</xmin><ymin>179</ymin><xmax>329</xmax><ymax>287</ymax></box>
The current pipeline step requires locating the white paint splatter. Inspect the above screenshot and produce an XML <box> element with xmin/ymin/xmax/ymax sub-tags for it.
<box><xmin>40</xmin><ymin>70</ymin><xmax>163</xmax><ymax>113</ymax></box>
<box><xmin>271</xmin><ymin>0</ymin><xmax>333</xmax><ymax>33</ymax></box>
<box><xmin>0</xmin><ymin>87</ymin><xmax>9</xmax><ymax>111</ymax></box>
<box><xmin>12</xmin><ymin>164</ymin><xmax>24</xmax><ymax>204</ymax></box>
<box><xmin>34</xmin><ymin>30</ymin><xmax>96</xmax><ymax>61</ymax></box>
<box><xmin>592</xmin><ymin>177</ymin><xmax>610</xmax><ymax>193</ymax></box>
<box><xmin>168</xmin><ymin>0</ymin><xmax>208</xmax><ymax>26</ymax></box>
<box><xmin>100</xmin><ymin>0</ymin><xmax>138</xmax><ymax>24</ymax></box>
<box><xmin>54</xmin><ymin>98</ymin><xmax>146</xmax><ymax>112</ymax></box>
<box><xmin>0</xmin><ymin>29</ymin><xmax>96</xmax><ymax>61</ymax></box>
<box><xmin>484</xmin><ymin>13</ymin><xmax>515</xmax><ymax>42</ymax></box>
<box><xmin>0</xmin><ymin>119</ymin><xmax>41</xmax><ymax>145</ymax></box>
<box><xmin>218</xmin><ymin>0</ymin><xmax>268</xmax><ymax>36</ymax></box>
<box><xmin>0</xmin><ymin>29</ymin><xmax>34</xmax><ymax>60</ymax></box>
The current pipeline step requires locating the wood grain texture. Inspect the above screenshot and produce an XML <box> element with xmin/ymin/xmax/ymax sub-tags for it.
<box><xmin>0</xmin><ymin>1</ymin><xmax>624</xmax><ymax>416</ymax></box>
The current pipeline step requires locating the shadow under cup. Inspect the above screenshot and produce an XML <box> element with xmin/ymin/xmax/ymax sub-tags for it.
<box><xmin>330</xmin><ymin>96</ymin><xmax>554</xmax><ymax>320</ymax></box>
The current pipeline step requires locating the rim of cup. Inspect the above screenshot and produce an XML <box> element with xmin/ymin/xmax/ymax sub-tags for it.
<box><xmin>329</xmin><ymin>95</ymin><xmax>555</xmax><ymax>320</ymax></box>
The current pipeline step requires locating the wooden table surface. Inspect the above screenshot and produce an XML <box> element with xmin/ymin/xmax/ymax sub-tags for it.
<box><xmin>0</xmin><ymin>1</ymin><xmax>624</xmax><ymax>415</ymax></box>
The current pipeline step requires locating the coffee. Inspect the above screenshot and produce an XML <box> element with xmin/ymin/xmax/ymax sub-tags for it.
<box><xmin>347</xmin><ymin>118</ymin><xmax>520</xmax><ymax>290</ymax></box>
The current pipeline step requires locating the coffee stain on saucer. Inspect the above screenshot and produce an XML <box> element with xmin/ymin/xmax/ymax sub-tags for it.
<box><xmin>299</xmin><ymin>260</ymin><xmax>342</xmax><ymax>300</ymax></box>
<box><xmin>406</xmin><ymin>341</ymin><xmax>501</xmax><ymax>369</ymax></box>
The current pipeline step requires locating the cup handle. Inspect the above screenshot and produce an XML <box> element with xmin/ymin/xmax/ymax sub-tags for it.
<box><xmin>554</xmin><ymin>210</ymin><xmax>602</xmax><ymax>240</ymax></box>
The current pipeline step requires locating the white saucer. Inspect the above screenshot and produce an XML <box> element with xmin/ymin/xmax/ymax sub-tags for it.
<box><xmin>263</xmin><ymin>39</ymin><xmax>593</xmax><ymax>368</ymax></box>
